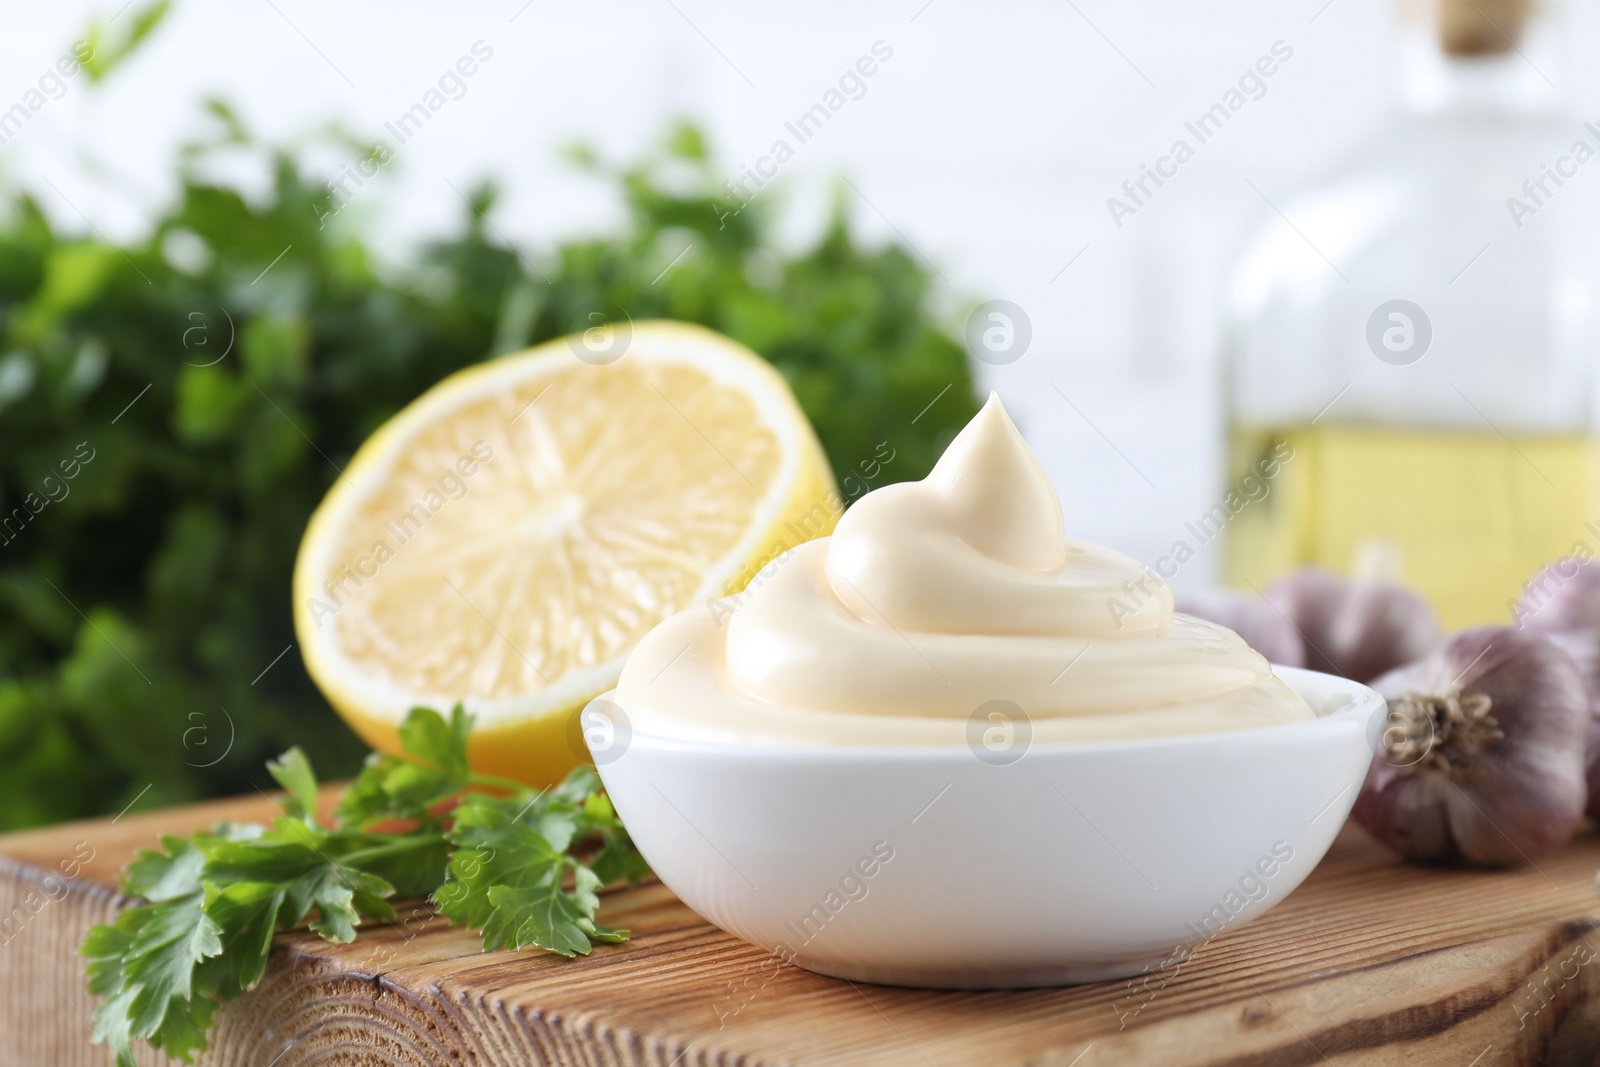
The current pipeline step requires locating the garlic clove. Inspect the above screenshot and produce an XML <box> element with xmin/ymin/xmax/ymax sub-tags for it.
<box><xmin>1353</xmin><ymin>626</ymin><xmax>1588</xmax><ymax>867</ymax></box>
<box><xmin>1264</xmin><ymin>567</ymin><xmax>1440</xmax><ymax>683</ymax></box>
<box><xmin>1174</xmin><ymin>588</ymin><xmax>1304</xmax><ymax>667</ymax></box>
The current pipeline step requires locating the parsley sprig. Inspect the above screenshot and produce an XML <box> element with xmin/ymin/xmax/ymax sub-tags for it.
<box><xmin>80</xmin><ymin>706</ymin><xmax>646</xmax><ymax>1067</ymax></box>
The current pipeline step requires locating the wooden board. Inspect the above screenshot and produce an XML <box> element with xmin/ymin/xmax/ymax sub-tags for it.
<box><xmin>5</xmin><ymin>790</ymin><xmax>1600</xmax><ymax>1066</ymax></box>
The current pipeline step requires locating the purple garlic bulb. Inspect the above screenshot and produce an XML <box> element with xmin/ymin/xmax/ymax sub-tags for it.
<box><xmin>1517</xmin><ymin>557</ymin><xmax>1600</xmax><ymax>818</ymax></box>
<box><xmin>1353</xmin><ymin>626</ymin><xmax>1588</xmax><ymax>867</ymax></box>
<box><xmin>1264</xmin><ymin>567</ymin><xmax>1440</xmax><ymax>683</ymax></box>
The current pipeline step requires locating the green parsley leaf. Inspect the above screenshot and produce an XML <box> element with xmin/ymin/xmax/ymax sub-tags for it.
<box><xmin>398</xmin><ymin>704</ymin><xmax>472</xmax><ymax>777</ymax></box>
<box><xmin>265</xmin><ymin>748</ymin><xmax>320</xmax><ymax>826</ymax></box>
<box><xmin>337</xmin><ymin>706</ymin><xmax>473</xmax><ymax>828</ymax></box>
<box><xmin>83</xmin><ymin>890</ymin><xmax>222</xmax><ymax>1066</ymax></box>
<box><xmin>122</xmin><ymin>835</ymin><xmax>206</xmax><ymax>902</ymax></box>
<box><xmin>482</xmin><ymin>875</ymin><xmax>593</xmax><ymax>956</ymax></box>
<box><xmin>119</xmin><ymin>892</ymin><xmax>221</xmax><ymax>1037</ymax></box>
<box><xmin>197</xmin><ymin>881</ymin><xmax>286</xmax><ymax>995</ymax></box>
<box><xmin>435</xmin><ymin>795</ymin><xmax>565</xmax><ymax>942</ymax></box>
<box><xmin>433</xmin><ymin>781</ymin><xmax>635</xmax><ymax>956</ymax></box>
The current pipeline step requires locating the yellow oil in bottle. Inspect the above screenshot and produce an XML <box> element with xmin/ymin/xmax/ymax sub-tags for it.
<box><xmin>1223</xmin><ymin>424</ymin><xmax>1600</xmax><ymax>629</ymax></box>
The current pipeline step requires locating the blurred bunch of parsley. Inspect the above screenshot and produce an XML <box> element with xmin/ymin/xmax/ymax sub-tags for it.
<box><xmin>0</xmin><ymin>34</ymin><xmax>978</xmax><ymax>831</ymax></box>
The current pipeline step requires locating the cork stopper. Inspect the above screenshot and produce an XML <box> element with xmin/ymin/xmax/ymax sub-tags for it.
<box><xmin>1437</xmin><ymin>0</ymin><xmax>1531</xmax><ymax>54</ymax></box>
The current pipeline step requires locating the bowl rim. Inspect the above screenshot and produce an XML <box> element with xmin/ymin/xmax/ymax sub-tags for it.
<box><xmin>597</xmin><ymin>664</ymin><xmax>1385</xmax><ymax>763</ymax></box>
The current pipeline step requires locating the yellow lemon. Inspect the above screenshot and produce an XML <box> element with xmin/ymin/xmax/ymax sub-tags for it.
<box><xmin>293</xmin><ymin>321</ymin><xmax>839</xmax><ymax>785</ymax></box>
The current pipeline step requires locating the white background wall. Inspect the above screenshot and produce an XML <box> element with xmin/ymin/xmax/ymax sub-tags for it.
<box><xmin>6</xmin><ymin>0</ymin><xmax>1600</xmax><ymax>585</ymax></box>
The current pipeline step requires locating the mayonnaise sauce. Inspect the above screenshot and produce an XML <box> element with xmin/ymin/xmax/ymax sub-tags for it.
<box><xmin>615</xmin><ymin>394</ymin><xmax>1313</xmax><ymax>746</ymax></box>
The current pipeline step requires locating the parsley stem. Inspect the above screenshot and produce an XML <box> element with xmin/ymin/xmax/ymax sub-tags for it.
<box><xmin>465</xmin><ymin>772</ymin><xmax>542</xmax><ymax>795</ymax></box>
<box><xmin>337</xmin><ymin>833</ymin><xmax>448</xmax><ymax>869</ymax></box>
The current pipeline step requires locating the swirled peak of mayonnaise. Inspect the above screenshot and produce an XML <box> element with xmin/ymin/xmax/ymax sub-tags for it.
<box><xmin>615</xmin><ymin>394</ymin><xmax>1313</xmax><ymax>746</ymax></box>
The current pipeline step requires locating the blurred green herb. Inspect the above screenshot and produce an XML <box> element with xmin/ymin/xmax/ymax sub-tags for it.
<box><xmin>80</xmin><ymin>0</ymin><xmax>173</xmax><ymax>83</ymax></box>
<box><xmin>0</xmin><ymin>92</ymin><xmax>978</xmax><ymax>832</ymax></box>
<box><xmin>83</xmin><ymin>705</ymin><xmax>642</xmax><ymax>1067</ymax></box>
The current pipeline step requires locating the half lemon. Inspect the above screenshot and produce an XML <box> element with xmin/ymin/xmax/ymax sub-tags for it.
<box><xmin>293</xmin><ymin>321</ymin><xmax>839</xmax><ymax>785</ymax></box>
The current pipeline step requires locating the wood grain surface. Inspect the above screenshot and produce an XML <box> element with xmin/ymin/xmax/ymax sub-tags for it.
<box><xmin>4</xmin><ymin>791</ymin><xmax>1600</xmax><ymax>1066</ymax></box>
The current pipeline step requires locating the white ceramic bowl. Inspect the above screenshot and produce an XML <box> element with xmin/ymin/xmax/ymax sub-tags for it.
<box><xmin>592</xmin><ymin>666</ymin><xmax>1385</xmax><ymax>989</ymax></box>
